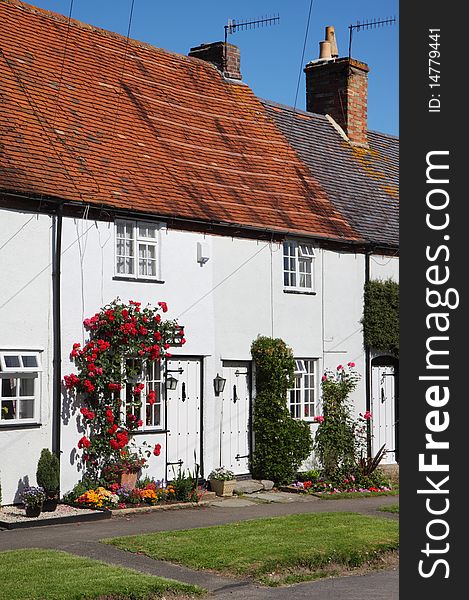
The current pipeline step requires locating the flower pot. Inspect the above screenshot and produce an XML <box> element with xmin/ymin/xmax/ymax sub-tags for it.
<box><xmin>43</xmin><ymin>497</ymin><xmax>59</xmax><ymax>512</ymax></box>
<box><xmin>25</xmin><ymin>505</ymin><xmax>42</xmax><ymax>518</ymax></box>
<box><xmin>119</xmin><ymin>471</ymin><xmax>138</xmax><ymax>489</ymax></box>
<box><xmin>209</xmin><ymin>479</ymin><xmax>236</xmax><ymax>497</ymax></box>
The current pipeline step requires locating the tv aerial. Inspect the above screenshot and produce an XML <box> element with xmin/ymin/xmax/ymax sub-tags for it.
<box><xmin>348</xmin><ymin>17</ymin><xmax>397</xmax><ymax>58</ymax></box>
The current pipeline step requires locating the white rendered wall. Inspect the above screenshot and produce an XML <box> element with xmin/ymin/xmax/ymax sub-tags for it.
<box><xmin>59</xmin><ymin>217</ymin><xmax>373</xmax><ymax>490</ymax></box>
<box><xmin>0</xmin><ymin>209</ymin><xmax>53</xmax><ymax>504</ymax></box>
<box><xmin>370</xmin><ymin>254</ymin><xmax>399</xmax><ymax>282</ymax></box>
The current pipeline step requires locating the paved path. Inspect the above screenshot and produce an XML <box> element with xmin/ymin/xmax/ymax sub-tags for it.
<box><xmin>0</xmin><ymin>493</ymin><xmax>399</xmax><ymax>599</ymax></box>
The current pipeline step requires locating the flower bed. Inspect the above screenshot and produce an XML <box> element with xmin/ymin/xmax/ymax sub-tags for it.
<box><xmin>65</xmin><ymin>478</ymin><xmax>202</xmax><ymax>511</ymax></box>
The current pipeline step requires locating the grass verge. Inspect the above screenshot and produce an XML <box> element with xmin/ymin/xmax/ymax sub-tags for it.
<box><xmin>105</xmin><ymin>512</ymin><xmax>399</xmax><ymax>586</ymax></box>
<box><xmin>379</xmin><ymin>504</ymin><xmax>400</xmax><ymax>514</ymax></box>
<box><xmin>314</xmin><ymin>490</ymin><xmax>400</xmax><ymax>500</ymax></box>
<box><xmin>0</xmin><ymin>548</ymin><xmax>204</xmax><ymax>600</ymax></box>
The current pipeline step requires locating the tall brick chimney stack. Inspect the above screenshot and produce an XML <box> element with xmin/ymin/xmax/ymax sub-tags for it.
<box><xmin>304</xmin><ymin>26</ymin><xmax>370</xmax><ymax>147</ymax></box>
<box><xmin>188</xmin><ymin>42</ymin><xmax>241</xmax><ymax>80</ymax></box>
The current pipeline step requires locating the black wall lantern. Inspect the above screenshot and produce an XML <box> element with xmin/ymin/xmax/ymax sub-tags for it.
<box><xmin>213</xmin><ymin>373</ymin><xmax>226</xmax><ymax>396</ymax></box>
<box><xmin>165</xmin><ymin>374</ymin><xmax>178</xmax><ymax>391</ymax></box>
<box><xmin>165</xmin><ymin>366</ymin><xmax>183</xmax><ymax>391</ymax></box>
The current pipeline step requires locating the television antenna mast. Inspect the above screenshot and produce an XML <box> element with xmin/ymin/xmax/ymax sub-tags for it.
<box><xmin>348</xmin><ymin>17</ymin><xmax>397</xmax><ymax>58</ymax></box>
<box><xmin>223</xmin><ymin>15</ymin><xmax>280</xmax><ymax>69</ymax></box>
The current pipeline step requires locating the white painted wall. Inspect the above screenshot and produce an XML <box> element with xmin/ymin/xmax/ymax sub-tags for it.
<box><xmin>370</xmin><ymin>254</ymin><xmax>399</xmax><ymax>282</ymax></box>
<box><xmin>59</xmin><ymin>218</ymin><xmax>371</xmax><ymax>491</ymax></box>
<box><xmin>1</xmin><ymin>209</ymin><xmax>379</xmax><ymax>502</ymax></box>
<box><xmin>0</xmin><ymin>209</ymin><xmax>53</xmax><ymax>504</ymax></box>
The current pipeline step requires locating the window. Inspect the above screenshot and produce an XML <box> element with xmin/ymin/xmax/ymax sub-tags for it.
<box><xmin>288</xmin><ymin>359</ymin><xmax>317</xmax><ymax>420</ymax></box>
<box><xmin>283</xmin><ymin>241</ymin><xmax>315</xmax><ymax>291</ymax></box>
<box><xmin>115</xmin><ymin>220</ymin><xmax>160</xmax><ymax>279</ymax></box>
<box><xmin>0</xmin><ymin>351</ymin><xmax>41</xmax><ymax>423</ymax></box>
<box><xmin>124</xmin><ymin>359</ymin><xmax>163</xmax><ymax>430</ymax></box>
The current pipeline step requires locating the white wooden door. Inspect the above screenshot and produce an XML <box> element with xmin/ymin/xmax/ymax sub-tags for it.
<box><xmin>219</xmin><ymin>361</ymin><xmax>251</xmax><ymax>475</ymax></box>
<box><xmin>166</xmin><ymin>358</ymin><xmax>202</xmax><ymax>480</ymax></box>
<box><xmin>371</xmin><ymin>363</ymin><xmax>397</xmax><ymax>463</ymax></box>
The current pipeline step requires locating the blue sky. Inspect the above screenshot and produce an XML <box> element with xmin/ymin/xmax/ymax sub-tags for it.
<box><xmin>30</xmin><ymin>0</ymin><xmax>399</xmax><ymax>135</ymax></box>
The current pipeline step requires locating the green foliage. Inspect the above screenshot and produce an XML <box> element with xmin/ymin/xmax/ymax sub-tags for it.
<box><xmin>170</xmin><ymin>464</ymin><xmax>199</xmax><ymax>502</ymax></box>
<box><xmin>36</xmin><ymin>448</ymin><xmax>60</xmax><ymax>495</ymax></box>
<box><xmin>314</xmin><ymin>366</ymin><xmax>361</xmax><ymax>477</ymax></box>
<box><xmin>251</xmin><ymin>337</ymin><xmax>312</xmax><ymax>485</ymax></box>
<box><xmin>362</xmin><ymin>279</ymin><xmax>399</xmax><ymax>356</ymax></box>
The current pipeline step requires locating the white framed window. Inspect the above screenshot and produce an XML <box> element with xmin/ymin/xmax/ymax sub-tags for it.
<box><xmin>124</xmin><ymin>359</ymin><xmax>163</xmax><ymax>430</ymax></box>
<box><xmin>283</xmin><ymin>241</ymin><xmax>316</xmax><ymax>291</ymax></box>
<box><xmin>115</xmin><ymin>219</ymin><xmax>160</xmax><ymax>280</ymax></box>
<box><xmin>288</xmin><ymin>359</ymin><xmax>317</xmax><ymax>420</ymax></box>
<box><xmin>0</xmin><ymin>351</ymin><xmax>41</xmax><ymax>424</ymax></box>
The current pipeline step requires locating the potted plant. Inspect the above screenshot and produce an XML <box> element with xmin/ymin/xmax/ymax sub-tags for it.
<box><xmin>36</xmin><ymin>448</ymin><xmax>60</xmax><ymax>511</ymax></box>
<box><xmin>102</xmin><ymin>449</ymin><xmax>147</xmax><ymax>489</ymax></box>
<box><xmin>208</xmin><ymin>467</ymin><xmax>236</xmax><ymax>497</ymax></box>
<box><xmin>21</xmin><ymin>486</ymin><xmax>46</xmax><ymax>517</ymax></box>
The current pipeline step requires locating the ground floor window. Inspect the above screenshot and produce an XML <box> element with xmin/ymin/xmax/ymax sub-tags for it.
<box><xmin>0</xmin><ymin>351</ymin><xmax>41</xmax><ymax>423</ymax></box>
<box><xmin>288</xmin><ymin>359</ymin><xmax>317</xmax><ymax>420</ymax></box>
<box><xmin>124</xmin><ymin>359</ymin><xmax>163</xmax><ymax>430</ymax></box>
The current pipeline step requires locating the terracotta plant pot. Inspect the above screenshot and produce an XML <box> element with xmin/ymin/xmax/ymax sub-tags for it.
<box><xmin>209</xmin><ymin>479</ymin><xmax>236</xmax><ymax>497</ymax></box>
<box><xmin>120</xmin><ymin>471</ymin><xmax>138</xmax><ymax>489</ymax></box>
<box><xmin>25</xmin><ymin>505</ymin><xmax>42</xmax><ymax>518</ymax></box>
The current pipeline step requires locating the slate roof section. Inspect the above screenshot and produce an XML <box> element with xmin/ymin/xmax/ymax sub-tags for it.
<box><xmin>263</xmin><ymin>100</ymin><xmax>399</xmax><ymax>248</ymax></box>
<box><xmin>0</xmin><ymin>0</ymin><xmax>360</xmax><ymax>243</ymax></box>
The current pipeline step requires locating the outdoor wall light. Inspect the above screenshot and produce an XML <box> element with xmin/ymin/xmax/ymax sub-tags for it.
<box><xmin>213</xmin><ymin>373</ymin><xmax>226</xmax><ymax>396</ymax></box>
<box><xmin>165</xmin><ymin>374</ymin><xmax>179</xmax><ymax>391</ymax></box>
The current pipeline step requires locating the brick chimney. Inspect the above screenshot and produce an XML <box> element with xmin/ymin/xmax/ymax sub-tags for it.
<box><xmin>188</xmin><ymin>42</ymin><xmax>241</xmax><ymax>80</ymax></box>
<box><xmin>304</xmin><ymin>26</ymin><xmax>370</xmax><ymax>147</ymax></box>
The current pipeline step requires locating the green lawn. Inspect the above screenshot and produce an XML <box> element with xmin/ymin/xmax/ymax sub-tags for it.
<box><xmin>106</xmin><ymin>512</ymin><xmax>399</xmax><ymax>586</ymax></box>
<box><xmin>0</xmin><ymin>549</ymin><xmax>204</xmax><ymax>600</ymax></box>
<box><xmin>314</xmin><ymin>490</ymin><xmax>400</xmax><ymax>500</ymax></box>
<box><xmin>379</xmin><ymin>504</ymin><xmax>400</xmax><ymax>514</ymax></box>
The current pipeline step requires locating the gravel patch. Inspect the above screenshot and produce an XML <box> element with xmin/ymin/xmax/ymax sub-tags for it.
<box><xmin>0</xmin><ymin>503</ymin><xmax>105</xmax><ymax>525</ymax></box>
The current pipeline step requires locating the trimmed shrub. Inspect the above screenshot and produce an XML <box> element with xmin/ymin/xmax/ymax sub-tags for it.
<box><xmin>36</xmin><ymin>448</ymin><xmax>60</xmax><ymax>494</ymax></box>
<box><xmin>251</xmin><ymin>336</ymin><xmax>312</xmax><ymax>485</ymax></box>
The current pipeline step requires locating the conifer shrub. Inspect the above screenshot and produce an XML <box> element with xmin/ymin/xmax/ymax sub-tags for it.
<box><xmin>251</xmin><ymin>336</ymin><xmax>312</xmax><ymax>485</ymax></box>
<box><xmin>36</xmin><ymin>448</ymin><xmax>60</xmax><ymax>495</ymax></box>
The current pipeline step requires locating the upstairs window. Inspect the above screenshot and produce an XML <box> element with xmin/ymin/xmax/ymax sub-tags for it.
<box><xmin>288</xmin><ymin>359</ymin><xmax>317</xmax><ymax>420</ymax></box>
<box><xmin>283</xmin><ymin>241</ymin><xmax>315</xmax><ymax>291</ymax></box>
<box><xmin>115</xmin><ymin>220</ymin><xmax>159</xmax><ymax>280</ymax></box>
<box><xmin>0</xmin><ymin>351</ymin><xmax>41</xmax><ymax>424</ymax></box>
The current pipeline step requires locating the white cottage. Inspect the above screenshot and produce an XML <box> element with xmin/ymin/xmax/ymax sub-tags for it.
<box><xmin>0</xmin><ymin>0</ymin><xmax>398</xmax><ymax>504</ymax></box>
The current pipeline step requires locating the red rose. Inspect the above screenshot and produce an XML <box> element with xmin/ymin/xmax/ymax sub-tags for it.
<box><xmin>64</xmin><ymin>374</ymin><xmax>80</xmax><ymax>389</ymax></box>
<box><xmin>153</xmin><ymin>443</ymin><xmax>162</xmax><ymax>456</ymax></box>
<box><xmin>147</xmin><ymin>390</ymin><xmax>157</xmax><ymax>405</ymax></box>
<box><xmin>158</xmin><ymin>301</ymin><xmax>168</xmax><ymax>313</ymax></box>
<box><xmin>110</xmin><ymin>439</ymin><xmax>120</xmax><ymax>450</ymax></box>
<box><xmin>78</xmin><ymin>436</ymin><xmax>90</xmax><ymax>449</ymax></box>
<box><xmin>108</xmin><ymin>424</ymin><xmax>118</xmax><ymax>435</ymax></box>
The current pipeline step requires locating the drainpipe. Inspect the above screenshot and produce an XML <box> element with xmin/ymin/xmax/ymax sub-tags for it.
<box><xmin>364</xmin><ymin>247</ymin><xmax>372</xmax><ymax>457</ymax></box>
<box><xmin>52</xmin><ymin>203</ymin><xmax>64</xmax><ymax>478</ymax></box>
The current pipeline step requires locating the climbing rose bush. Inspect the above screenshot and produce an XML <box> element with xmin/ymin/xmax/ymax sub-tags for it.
<box><xmin>64</xmin><ymin>299</ymin><xmax>184</xmax><ymax>479</ymax></box>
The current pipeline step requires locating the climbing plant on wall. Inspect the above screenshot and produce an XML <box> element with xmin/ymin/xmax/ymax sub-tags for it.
<box><xmin>64</xmin><ymin>299</ymin><xmax>184</xmax><ymax>480</ymax></box>
<box><xmin>362</xmin><ymin>279</ymin><xmax>399</xmax><ymax>356</ymax></box>
<box><xmin>251</xmin><ymin>336</ymin><xmax>312</xmax><ymax>485</ymax></box>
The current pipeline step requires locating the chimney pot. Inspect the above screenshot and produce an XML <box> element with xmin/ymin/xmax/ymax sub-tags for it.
<box><xmin>319</xmin><ymin>40</ymin><xmax>332</xmax><ymax>60</ymax></box>
<box><xmin>325</xmin><ymin>26</ymin><xmax>339</xmax><ymax>58</ymax></box>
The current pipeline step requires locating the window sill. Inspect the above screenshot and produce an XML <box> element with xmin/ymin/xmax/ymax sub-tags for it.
<box><xmin>283</xmin><ymin>289</ymin><xmax>317</xmax><ymax>296</ymax></box>
<box><xmin>0</xmin><ymin>421</ymin><xmax>41</xmax><ymax>430</ymax></box>
<box><xmin>113</xmin><ymin>276</ymin><xmax>165</xmax><ymax>284</ymax></box>
<box><xmin>132</xmin><ymin>428</ymin><xmax>168</xmax><ymax>435</ymax></box>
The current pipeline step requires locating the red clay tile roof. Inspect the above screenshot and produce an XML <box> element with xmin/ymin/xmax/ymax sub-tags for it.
<box><xmin>0</xmin><ymin>0</ymin><xmax>360</xmax><ymax>242</ymax></box>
